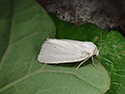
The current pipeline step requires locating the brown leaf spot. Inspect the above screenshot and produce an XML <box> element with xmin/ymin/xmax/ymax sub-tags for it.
<box><xmin>119</xmin><ymin>45</ymin><xmax>123</xmax><ymax>48</ymax></box>
<box><xmin>95</xmin><ymin>36</ymin><xmax>99</xmax><ymax>40</ymax></box>
<box><xmin>122</xmin><ymin>51</ymin><xmax>125</xmax><ymax>54</ymax></box>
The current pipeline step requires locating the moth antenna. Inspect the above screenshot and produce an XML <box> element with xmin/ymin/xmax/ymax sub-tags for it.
<box><xmin>98</xmin><ymin>31</ymin><xmax>103</xmax><ymax>83</ymax></box>
<box><xmin>99</xmin><ymin>31</ymin><xmax>103</xmax><ymax>51</ymax></box>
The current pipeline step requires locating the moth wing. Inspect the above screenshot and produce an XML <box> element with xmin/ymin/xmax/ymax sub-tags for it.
<box><xmin>38</xmin><ymin>39</ymin><xmax>90</xmax><ymax>63</ymax></box>
<box><xmin>62</xmin><ymin>39</ymin><xmax>97</xmax><ymax>56</ymax></box>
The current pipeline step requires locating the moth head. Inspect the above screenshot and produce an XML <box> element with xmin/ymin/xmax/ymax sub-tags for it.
<box><xmin>96</xmin><ymin>50</ymin><xmax>99</xmax><ymax>56</ymax></box>
<box><xmin>93</xmin><ymin>47</ymin><xmax>99</xmax><ymax>56</ymax></box>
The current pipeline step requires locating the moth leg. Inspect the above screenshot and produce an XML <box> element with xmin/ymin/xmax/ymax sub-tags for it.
<box><xmin>74</xmin><ymin>57</ymin><xmax>90</xmax><ymax>75</ymax></box>
<box><xmin>92</xmin><ymin>56</ymin><xmax>98</xmax><ymax>69</ymax></box>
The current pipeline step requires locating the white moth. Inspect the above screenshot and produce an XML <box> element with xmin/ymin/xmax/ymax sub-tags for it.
<box><xmin>38</xmin><ymin>38</ymin><xmax>99</xmax><ymax>74</ymax></box>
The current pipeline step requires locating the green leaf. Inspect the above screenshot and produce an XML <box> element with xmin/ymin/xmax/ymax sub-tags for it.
<box><xmin>0</xmin><ymin>0</ymin><xmax>55</xmax><ymax>93</ymax></box>
<box><xmin>1</xmin><ymin>0</ymin><xmax>124</xmax><ymax>94</ymax></box>
<box><xmin>100</xmin><ymin>31</ymin><xmax>125</xmax><ymax>94</ymax></box>
<box><xmin>0</xmin><ymin>1</ymin><xmax>11</xmax><ymax>60</ymax></box>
